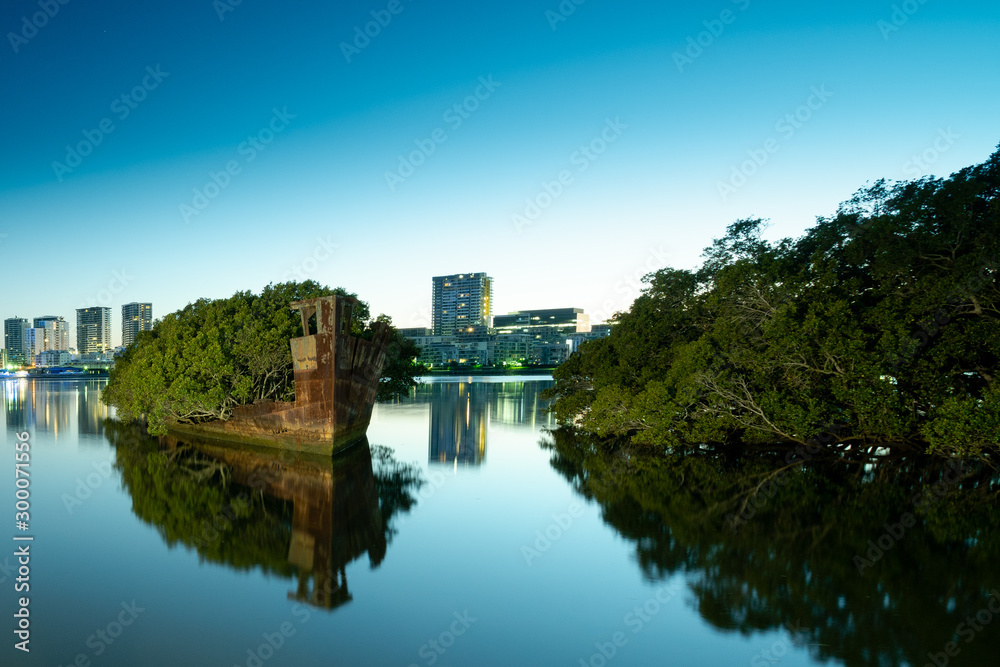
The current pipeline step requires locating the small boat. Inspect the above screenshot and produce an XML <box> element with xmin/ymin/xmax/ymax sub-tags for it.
<box><xmin>167</xmin><ymin>295</ymin><xmax>393</xmax><ymax>456</ymax></box>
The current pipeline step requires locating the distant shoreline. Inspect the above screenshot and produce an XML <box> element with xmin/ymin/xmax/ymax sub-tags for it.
<box><xmin>420</xmin><ymin>367</ymin><xmax>556</xmax><ymax>378</ymax></box>
<box><xmin>1</xmin><ymin>373</ymin><xmax>109</xmax><ymax>381</ymax></box>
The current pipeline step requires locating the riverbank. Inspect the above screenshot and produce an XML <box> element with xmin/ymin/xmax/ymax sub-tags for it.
<box><xmin>1</xmin><ymin>370</ymin><xmax>109</xmax><ymax>380</ymax></box>
<box><xmin>422</xmin><ymin>367</ymin><xmax>557</xmax><ymax>377</ymax></box>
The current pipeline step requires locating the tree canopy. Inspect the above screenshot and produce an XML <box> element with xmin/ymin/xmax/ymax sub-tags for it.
<box><xmin>104</xmin><ymin>281</ymin><xmax>424</xmax><ymax>435</ymax></box>
<box><xmin>545</xmin><ymin>146</ymin><xmax>1000</xmax><ymax>458</ymax></box>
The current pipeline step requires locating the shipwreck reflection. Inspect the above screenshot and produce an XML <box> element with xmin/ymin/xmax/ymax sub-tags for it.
<box><xmin>106</xmin><ymin>421</ymin><xmax>422</xmax><ymax>611</ymax></box>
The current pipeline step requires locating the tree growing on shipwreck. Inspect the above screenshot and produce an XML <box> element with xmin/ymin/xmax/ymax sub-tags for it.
<box><xmin>104</xmin><ymin>281</ymin><xmax>425</xmax><ymax>447</ymax></box>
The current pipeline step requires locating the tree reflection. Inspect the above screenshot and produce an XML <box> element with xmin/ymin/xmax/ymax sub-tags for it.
<box><xmin>105</xmin><ymin>420</ymin><xmax>423</xmax><ymax>611</ymax></box>
<box><xmin>543</xmin><ymin>428</ymin><xmax>1000</xmax><ymax>667</ymax></box>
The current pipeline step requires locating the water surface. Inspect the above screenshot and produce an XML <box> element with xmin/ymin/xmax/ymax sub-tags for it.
<box><xmin>2</xmin><ymin>378</ymin><xmax>996</xmax><ymax>666</ymax></box>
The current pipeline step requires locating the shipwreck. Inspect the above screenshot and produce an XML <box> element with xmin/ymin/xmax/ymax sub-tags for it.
<box><xmin>168</xmin><ymin>295</ymin><xmax>393</xmax><ymax>456</ymax></box>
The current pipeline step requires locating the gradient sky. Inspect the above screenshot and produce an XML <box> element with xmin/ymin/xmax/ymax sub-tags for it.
<box><xmin>1</xmin><ymin>0</ymin><xmax>998</xmax><ymax>346</ymax></box>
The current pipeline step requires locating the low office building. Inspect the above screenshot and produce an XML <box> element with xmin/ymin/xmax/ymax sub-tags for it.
<box><xmin>495</xmin><ymin>308</ymin><xmax>591</xmax><ymax>365</ymax></box>
<box><xmin>493</xmin><ymin>308</ymin><xmax>590</xmax><ymax>337</ymax></box>
<box><xmin>398</xmin><ymin>327</ymin><xmax>432</xmax><ymax>338</ymax></box>
<box><xmin>400</xmin><ymin>308</ymin><xmax>601</xmax><ymax>367</ymax></box>
<box><xmin>494</xmin><ymin>333</ymin><xmax>532</xmax><ymax>366</ymax></box>
<box><xmin>36</xmin><ymin>350</ymin><xmax>72</xmax><ymax>367</ymax></box>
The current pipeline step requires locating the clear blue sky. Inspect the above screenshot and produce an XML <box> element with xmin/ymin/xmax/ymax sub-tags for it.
<box><xmin>1</xmin><ymin>0</ymin><xmax>998</xmax><ymax>345</ymax></box>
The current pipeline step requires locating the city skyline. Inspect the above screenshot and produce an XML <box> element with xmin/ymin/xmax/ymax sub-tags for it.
<box><xmin>1</xmin><ymin>265</ymin><xmax>611</xmax><ymax>354</ymax></box>
<box><xmin>1</xmin><ymin>266</ymin><xmax>609</xmax><ymax>365</ymax></box>
<box><xmin>1</xmin><ymin>1</ymin><xmax>997</xmax><ymax>335</ymax></box>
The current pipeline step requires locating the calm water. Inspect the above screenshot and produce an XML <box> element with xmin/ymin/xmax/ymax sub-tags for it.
<box><xmin>2</xmin><ymin>378</ymin><xmax>998</xmax><ymax>666</ymax></box>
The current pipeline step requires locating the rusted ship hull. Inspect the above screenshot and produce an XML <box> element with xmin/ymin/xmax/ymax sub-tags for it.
<box><xmin>168</xmin><ymin>295</ymin><xmax>392</xmax><ymax>456</ymax></box>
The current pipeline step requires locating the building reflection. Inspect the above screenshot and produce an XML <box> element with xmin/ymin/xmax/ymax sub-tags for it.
<box><xmin>428</xmin><ymin>383</ymin><xmax>488</xmax><ymax>465</ymax></box>
<box><xmin>488</xmin><ymin>381</ymin><xmax>554</xmax><ymax>429</ymax></box>
<box><xmin>3</xmin><ymin>379</ymin><xmax>30</xmax><ymax>434</ymax></box>
<box><xmin>77</xmin><ymin>381</ymin><xmax>111</xmax><ymax>437</ymax></box>
<box><xmin>2</xmin><ymin>379</ymin><xmax>102</xmax><ymax>438</ymax></box>
<box><xmin>424</xmin><ymin>379</ymin><xmax>555</xmax><ymax>466</ymax></box>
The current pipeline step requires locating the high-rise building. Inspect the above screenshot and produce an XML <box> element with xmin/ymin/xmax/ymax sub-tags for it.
<box><xmin>4</xmin><ymin>317</ymin><xmax>29</xmax><ymax>365</ymax></box>
<box><xmin>122</xmin><ymin>302</ymin><xmax>153</xmax><ymax>346</ymax></box>
<box><xmin>23</xmin><ymin>328</ymin><xmax>44</xmax><ymax>363</ymax></box>
<box><xmin>76</xmin><ymin>307</ymin><xmax>112</xmax><ymax>354</ymax></box>
<box><xmin>33</xmin><ymin>316</ymin><xmax>70</xmax><ymax>351</ymax></box>
<box><xmin>431</xmin><ymin>273</ymin><xmax>493</xmax><ymax>336</ymax></box>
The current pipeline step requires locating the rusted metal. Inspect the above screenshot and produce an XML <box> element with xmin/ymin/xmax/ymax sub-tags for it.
<box><xmin>169</xmin><ymin>295</ymin><xmax>393</xmax><ymax>455</ymax></box>
<box><xmin>161</xmin><ymin>433</ymin><xmax>384</xmax><ymax>610</ymax></box>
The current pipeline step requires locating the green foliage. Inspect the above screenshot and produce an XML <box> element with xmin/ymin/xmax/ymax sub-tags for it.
<box><xmin>370</xmin><ymin>314</ymin><xmax>428</xmax><ymax>403</ymax></box>
<box><xmin>546</xmin><ymin>146</ymin><xmax>1000</xmax><ymax>457</ymax></box>
<box><xmin>107</xmin><ymin>419</ymin><xmax>295</xmax><ymax>574</ymax></box>
<box><xmin>104</xmin><ymin>281</ymin><xmax>425</xmax><ymax>435</ymax></box>
<box><xmin>106</xmin><ymin>420</ymin><xmax>425</xmax><ymax>577</ymax></box>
